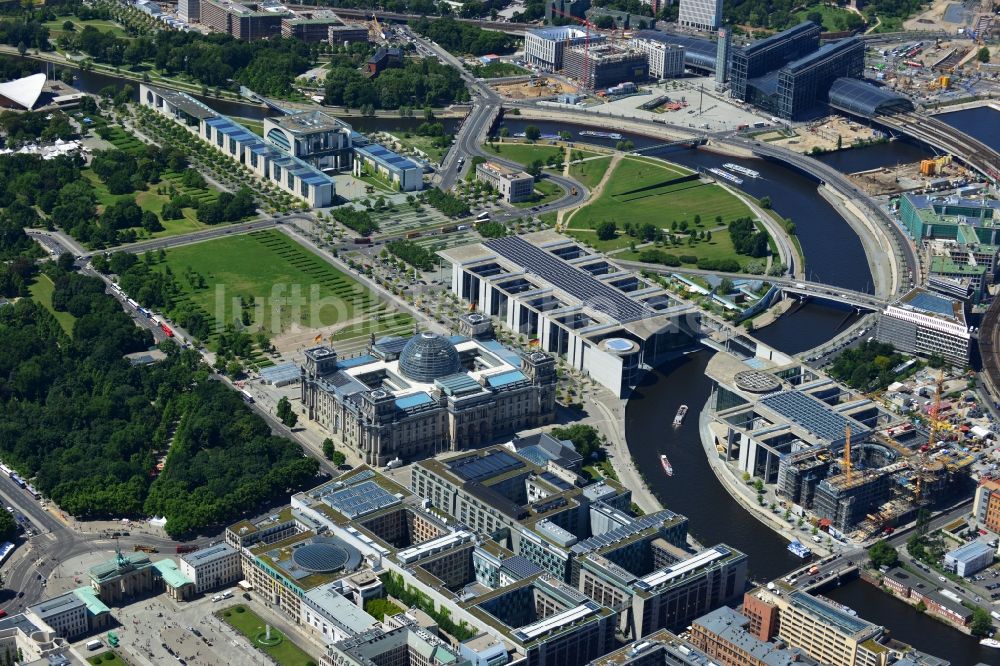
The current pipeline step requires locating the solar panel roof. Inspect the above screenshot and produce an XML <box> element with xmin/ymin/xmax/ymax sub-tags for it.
<box><xmin>758</xmin><ymin>391</ymin><xmax>862</xmax><ymax>443</ymax></box>
<box><xmin>484</xmin><ymin>236</ymin><xmax>655</xmax><ymax>324</ymax></box>
<box><xmin>539</xmin><ymin>471</ymin><xmax>572</xmax><ymax>491</ymax></box>
<box><xmin>571</xmin><ymin>512</ymin><xmax>672</xmax><ymax>554</ymax></box>
<box><xmin>395</xmin><ymin>392</ymin><xmax>434</xmax><ymax>410</ymax></box>
<box><xmin>324</xmin><ymin>480</ymin><xmax>400</xmax><ymax>519</ymax></box>
<box><xmin>907</xmin><ymin>292</ymin><xmax>958</xmax><ymax>319</ymax></box>
<box><xmin>449</xmin><ymin>450</ymin><xmax>525</xmax><ymax>482</ymax></box>
<box><xmin>488</xmin><ymin>370</ymin><xmax>528</xmax><ymax>388</ymax></box>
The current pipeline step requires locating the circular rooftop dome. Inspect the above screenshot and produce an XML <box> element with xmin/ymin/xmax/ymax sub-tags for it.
<box><xmin>601</xmin><ymin>337</ymin><xmax>639</xmax><ymax>355</ymax></box>
<box><xmin>291</xmin><ymin>539</ymin><xmax>358</xmax><ymax>573</ymax></box>
<box><xmin>734</xmin><ymin>370</ymin><xmax>781</xmax><ymax>394</ymax></box>
<box><xmin>399</xmin><ymin>332</ymin><xmax>462</xmax><ymax>383</ymax></box>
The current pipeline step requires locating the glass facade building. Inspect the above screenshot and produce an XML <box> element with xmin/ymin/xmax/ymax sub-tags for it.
<box><xmin>731</xmin><ymin>21</ymin><xmax>820</xmax><ymax>101</ymax></box>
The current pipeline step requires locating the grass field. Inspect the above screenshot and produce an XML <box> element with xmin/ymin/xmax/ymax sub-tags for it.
<box><xmin>565</xmin><ymin>157</ymin><xmax>754</xmax><ymax>252</ymax></box>
<box><xmin>219</xmin><ymin>605</ymin><xmax>314</xmax><ymax>666</ymax></box>
<box><xmin>29</xmin><ymin>274</ymin><xmax>76</xmax><ymax>335</ymax></box>
<box><xmin>484</xmin><ymin>142</ymin><xmax>564</xmax><ymax>168</ymax></box>
<box><xmin>792</xmin><ymin>4</ymin><xmax>860</xmax><ymax>31</ymax></box>
<box><xmin>616</xmin><ymin>227</ymin><xmax>741</xmax><ymax>265</ymax></box>
<box><xmin>393</xmin><ymin>133</ymin><xmax>450</xmax><ymax>163</ymax></box>
<box><xmin>569</xmin><ymin>156</ymin><xmax>612</xmax><ymax>190</ymax></box>
<box><xmin>472</xmin><ymin>61</ymin><xmax>528</xmax><ymax>78</ymax></box>
<box><xmin>156</xmin><ymin>230</ymin><xmax>404</xmax><ymax>338</ymax></box>
<box><xmin>514</xmin><ymin>178</ymin><xmax>563</xmax><ymax>208</ymax></box>
<box><xmin>233</xmin><ymin>117</ymin><xmax>264</xmax><ymax>137</ymax></box>
<box><xmin>44</xmin><ymin>16</ymin><xmax>129</xmax><ymax>39</ymax></box>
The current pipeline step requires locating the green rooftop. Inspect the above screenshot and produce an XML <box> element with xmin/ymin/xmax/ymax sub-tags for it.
<box><xmin>153</xmin><ymin>559</ymin><xmax>194</xmax><ymax>589</ymax></box>
<box><xmin>73</xmin><ymin>586</ymin><xmax>110</xmax><ymax>616</ymax></box>
<box><xmin>930</xmin><ymin>255</ymin><xmax>987</xmax><ymax>276</ymax></box>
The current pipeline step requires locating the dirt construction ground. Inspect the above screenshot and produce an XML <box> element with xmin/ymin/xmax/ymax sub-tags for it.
<box><xmin>904</xmin><ymin>0</ymin><xmax>992</xmax><ymax>31</ymax></box>
<box><xmin>494</xmin><ymin>78</ymin><xmax>578</xmax><ymax>99</ymax></box>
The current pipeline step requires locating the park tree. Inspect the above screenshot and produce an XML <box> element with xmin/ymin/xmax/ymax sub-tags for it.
<box><xmin>551</xmin><ymin>424</ymin><xmax>603</xmax><ymax>460</ymax></box>
<box><xmin>596</xmin><ymin>220</ymin><xmax>617</xmax><ymax>241</ymax></box>
<box><xmin>57</xmin><ymin>252</ymin><xmax>75</xmax><ymax>272</ymax></box>
<box><xmin>276</xmin><ymin>397</ymin><xmax>298</xmax><ymax>428</ymax></box>
<box><xmin>978</xmin><ymin>47</ymin><xmax>991</xmax><ymax>63</ymax></box>
<box><xmin>971</xmin><ymin>607</ymin><xmax>993</xmax><ymax>636</ymax></box>
<box><xmin>332</xmin><ymin>451</ymin><xmax>346</xmax><ymax>466</ymax></box>
<box><xmin>524</xmin><ymin>125</ymin><xmax>541</xmax><ymax>141</ymax></box>
<box><xmin>322</xmin><ymin>438</ymin><xmax>335</xmax><ymax>460</ymax></box>
<box><xmin>867</xmin><ymin>540</ymin><xmax>898</xmax><ymax>569</ymax></box>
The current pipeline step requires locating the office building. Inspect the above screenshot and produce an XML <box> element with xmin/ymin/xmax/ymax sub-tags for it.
<box><xmin>690</xmin><ymin>606</ymin><xmax>820</xmax><ymax>666</ymax></box>
<box><xmin>263</xmin><ymin>110</ymin><xmax>354</xmax><ymax>172</ymax></box>
<box><xmin>743</xmin><ymin>588</ymin><xmax>887</xmax><ymax>666</ymax></box>
<box><xmin>200</xmin><ymin>0</ymin><xmax>288</xmax><ymax>39</ymax></box>
<box><xmin>677</xmin><ymin>0</ymin><xmax>722</xmax><ymax>31</ymax></box>
<box><xmin>503</xmin><ymin>432</ymin><xmax>583</xmax><ymax>472</ymax></box>
<box><xmin>564</xmin><ymin>44</ymin><xmax>648</xmax><ymax>89</ymax></box>
<box><xmin>328</xmin><ymin>24</ymin><xmax>370</xmax><ymax>45</ymax></box>
<box><xmin>475</xmin><ymin>162</ymin><xmax>535</xmax><ymax>203</ymax></box>
<box><xmin>27</xmin><ymin>588</ymin><xmax>111</xmax><ymax>640</ymax></box>
<box><xmin>365</xmin><ymin>47</ymin><xmax>404</xmax><ymax>77</ymax></box>
<box><xmin>630</xmin><ymin>38</ymin><xmax>685</xmax><ymax>79</ymax></box>
<box><xmin>876</xmin><ymin>287</ymin><xmax>970</xmax><ymax>366</ymax></box>
<box><xmin>179</xmin><ymin>543</ymin><xmax>242</xmax><ymax>593</ymax></box>
<box><xmin>899</xmin><ymin>193</ymin><xmax>1000</xmax><ymax>242</ymax></box>
<box><xmin>179</xmin><ymin>0</ymin><xmax>199</xmax><ymax>22</ymax></box>
<box><xmin>544</xmin><ymin>0</ymin><xmax>590</xmax><ymax>22</ymax></box>
<box><xmin>301</xmin><ymin>582</ymin><xmax>379</xmax><ymax>644</ymax></box>
<box><xmin>280</xmin><ymin>11</ymin><xmax>355</xmax><ymax>41</ymax></box>
<box><xmin>322</xmin><ymin>622</ymin><xmax>468</xmax><ymax>666</ymax></box>
<box><xmin>731</xmin><ymin>22</ymin><xmax>821</xmax><ymax>101</ymax></box>
<box><xmin>299</xmin><ymin>333</ymin><xmax>556</xmax><ymax>466</ymax></box>
<box><xmin>575</xmin><ymin>542</ymin><xmax>747</xmax><ymax>638</ymax></box>
<box><xmin>812</xmin><ymin>468</ymin><xmax>893</xmax><ymax>532</ymax></box>
<box><xmin>140</xmin><ymin>84</ymin><xmax>335</xmax><ymax>207</ymax></box>
<box><xmin>974</xmin><ymin>478</ymin><xmax>1000</xmax><ymax>533</ymax></box>
<box><xmin>634</xmin><ymin>30</ymin><xmax>718</xmax><ymax>74</ymax></box>
<box><xmin>715</xmin><ymin>27</ymin><xmax>731</xmax><ymax>84</ymax></box>
<box><xmin>524</xmin><ymin>27</ymin><xmax>603</xmax><ymax>71</ymax></box>
<box><xmin>944</xmin><ymin>541</ymin><xmax>994</xmax><ymax>577</ymax></box>
<box><xmin>0</xmin><ymin>613</ymin><xmax>74</xmax><ymax>665</ymax></box>
<box><xmin>439</xmin><ymin>232</ymin><xmax>700</xmax><ymax>397</ymax></box>
<box><xmin>465</xmin><ymin>575</ymin><xmax>616</xmax><ymax>666</ymax></box>
<box><xmin>353</xmin><ymin>143</ymin><xmax>423</xmax><ymax>191</ymax></box>
<box><xmin>769</xmin><ymin>38</ymin><xmax>864</xmax><ymax>119</ymax></box>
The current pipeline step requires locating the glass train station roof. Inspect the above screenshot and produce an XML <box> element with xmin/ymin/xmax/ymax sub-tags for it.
<box><xmin>828</xmin><ymin>77</ymin><xmax>914</xmax><ymax>117</ymax></box>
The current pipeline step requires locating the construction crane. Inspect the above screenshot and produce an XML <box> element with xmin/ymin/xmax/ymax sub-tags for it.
<box><xmin>843</xmin><ymin>425</ymin><xmax>852</xmax><ymax>484</ymax></box>
<box><xmin>369</xmin><ymin>14</ymin><xmax>385</xmax><ymax>42</ymax></box>
<box><xmin>549</xmin><ymin>7</ymin><xmax>599</xmax><ymax>90</ymax></box>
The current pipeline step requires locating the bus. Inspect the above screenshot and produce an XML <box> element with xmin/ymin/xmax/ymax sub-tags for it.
<box><xmin>476</xmin><ymin>211</ymin><xmax>490</xmax><ymax>222</ymax></box>
<box><xmin>240</xmin><ymin>389</ymin><xmax>254</xmax><ymax>404</ymax></box>
<box><xmin>0</xmin><ymin>542</ymin><xmax>15</xmax><ymax>567</ymax></box>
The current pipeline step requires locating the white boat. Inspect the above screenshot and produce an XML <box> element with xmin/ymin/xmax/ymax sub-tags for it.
<box><xmin>980</xmin><ymin>638</ymin><xmax>1000</xmax><ymax>648</ymax></box>
<box><xmin>673</xmin><ymin>405</ymin><xmax>688</xmax><ymax>427</ymax></box>
<box><xmin>579</xmin><ymin>130</ymin><xmax>623</xmax><ymax>140</ymax></box>
<box><xmin>723</xmin><ymin>163</ymin><xmax>761</xmax><ymax>178</ymax></box>
<box><xmin>707</xmin><ymin>167</ymin><xmax>744</xmax><ymax>185</ymax></box>
<box><xmin>787</xmin><ymin>539</ymin><xmax>812</xmax><ymax>558</ymax></box>
<box><xmin>660</xmin><ymin>455</ymin><xmax>673</xmax><ymax>477</ymax></box>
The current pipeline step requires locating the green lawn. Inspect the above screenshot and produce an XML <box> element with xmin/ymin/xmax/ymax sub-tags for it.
<box><xmin>792</xmin><ymin>4</ymin><xmax>862</xmax><ymax>32</ymax></box>
<box><xmin>83</xmin><ymin>169</ymin><xmax>221</xmax><ymax>241</ymax></box>
<box><xmin>44</xmin><ymin>17</ymin><xmax>130</xmax><ymax>39</ymax></box>
<box><xmin>616</xmin><ymin>227</ymin><xmax>742</xmax><ymax>265</ymax></box>
<box><xmin>29</xmin><ymin>274</ymin><xmax>76</xmax><ymax>335</ymax></box>
<box><xmin>514</xmin><ymin>178</ymin><xmax>563</xmax><ymax>208</ymax></box>
<box><xmin>569</xmin><ymin>156</ymin><xmax>612</xmax><ymax>190</ymax></box>
<box><xmin>156</xmin><ymin>229</ymin><xmax>396</xmax><ymax>336</ymax></box>
<box><xmin>219</xmin><ymin>605</ymin><xmax>314</xmax><ymax>666</ymax></box>
<box><xmin>392</xmin><ymin>133</ymin><xmax>450</xmax><ymax>163</ymax></box>
<box><xmin>484</xmin><ymin>142</ymin><xmax>564</xmax><ymax>168</ymax></box>
<box><xmin>565</xmin><ymin>157</ymin><xmax>754</xmax><ymax>252</ymax></box>
<box><xmin>233</xmin><ymin>117</ymin><xmax>264</xmax><ymax>137</ymax></box>
<box><xmin>87</xmin><ymin>651</ymin><xmax>128</xmax><ymax>666</ymax></box>
<box><xmin>472</xmin><ymin>61</ymin><xmax>528</xmax><ymax>78</ymax></box>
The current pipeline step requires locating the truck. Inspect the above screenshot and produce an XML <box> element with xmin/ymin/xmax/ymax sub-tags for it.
<box><xmin>86</xmin><ymin>640</ymin><xmax>103</xmax><ymax>651</ymax></box>
<box><xmin>160</xmin><ymin>323</ymin><xmax>174</xmax><ymax>338</ymax></box>
<box><xmin>133</xmin><ymin>545</ymin><xmax>159</xmax><ymax>553</ymax></box>
<box><xmin>353</xmin><ymin>237</ymin><xmax>372</xmax><ymax>244</ymax></box>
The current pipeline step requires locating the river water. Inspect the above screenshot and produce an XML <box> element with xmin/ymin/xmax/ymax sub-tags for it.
<box><xmin>57</xmin><ymin>64</ymin><xmax>1000</xmax><ymax>662</ymax></box>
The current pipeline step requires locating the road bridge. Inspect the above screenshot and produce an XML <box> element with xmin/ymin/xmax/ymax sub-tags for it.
<box><xmin>874</xmin><ymin>111</ymin><xmax>1000</xmax><ymax>184</ymax></box>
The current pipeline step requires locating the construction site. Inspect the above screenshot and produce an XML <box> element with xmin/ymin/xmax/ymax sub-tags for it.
<box><xmin>705</xmin><ymin>349</ymin><xmax>985</xmax><ymax>544</ymax></box>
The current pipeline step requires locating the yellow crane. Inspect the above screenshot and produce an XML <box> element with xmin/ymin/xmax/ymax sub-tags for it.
<box><xmin>843</xmin><ymin>425</ymin><xmax>852</xmax><ymax>483</ymax></box>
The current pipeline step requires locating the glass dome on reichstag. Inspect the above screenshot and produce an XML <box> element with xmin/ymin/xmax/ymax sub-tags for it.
<box><xmin>398</xmin><ymin>332</ymin><xmax>461</xmax><ymax>382</ymax></box>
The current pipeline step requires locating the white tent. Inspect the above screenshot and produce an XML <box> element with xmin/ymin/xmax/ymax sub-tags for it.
<box><xmin>0</xmin><ymin>73</ymin><xmax>45</xmax><ymax>110</ymax></box>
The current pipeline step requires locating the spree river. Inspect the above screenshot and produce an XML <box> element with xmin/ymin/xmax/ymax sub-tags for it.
<box><xmin>59</xmin><ymin>65</ymin><xmax>1000</xmax><ymax>662</ymax></box>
